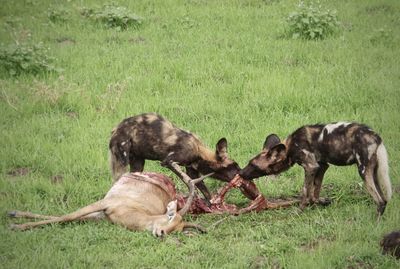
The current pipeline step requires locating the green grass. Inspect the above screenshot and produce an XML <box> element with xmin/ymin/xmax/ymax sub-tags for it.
<box><xmin>1</xmin><ymin>0</ymin><xmax>399</xmax><ymax>268</ymax></box>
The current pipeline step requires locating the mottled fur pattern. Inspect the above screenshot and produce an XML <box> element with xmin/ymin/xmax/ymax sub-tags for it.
<box><xmin>109</xmin><ymin>113</ymin><xmax>243</xmax><ymax>200</ymax></box>
<box><xmin>240</xmin><ymin>122</ymin><xmax>392</xmax><ymax>215</ymax></box>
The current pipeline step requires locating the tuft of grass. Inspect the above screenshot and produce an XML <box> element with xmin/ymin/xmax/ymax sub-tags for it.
<box><xmin>47</xmin><ymin>7</ymin><xmax>70</xmax><ymax>24</ymax></box>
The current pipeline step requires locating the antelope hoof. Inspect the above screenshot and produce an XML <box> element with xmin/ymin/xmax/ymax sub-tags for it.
<box><xmin>9</xmin><ymin>223</ymin><xmax>24</xmax><ymax>230</ymax></box>
<box><xmin>7</xmin><ymin>211</ymin><xmax>17</xmax><ymax>218</ymax></box>
<box><xmin>153</xmin><ymin>227</ymin><xmax>165</xmax><ymax>238</ymax></box>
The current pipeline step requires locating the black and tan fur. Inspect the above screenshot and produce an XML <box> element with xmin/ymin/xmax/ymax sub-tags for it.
<box><xmin>381</xmin><ymin>230</ymin><xmax>400</xmax><ymax>259</ymax></box>
<box><xmin>240</xmin><ymin>122</ymin><xmax>392</xmax><ymax>215</ymax></box>
<box><xmin>109</xmin><ymin>113</ymin><xmax>250</xmax><ymax>200</ymax></box>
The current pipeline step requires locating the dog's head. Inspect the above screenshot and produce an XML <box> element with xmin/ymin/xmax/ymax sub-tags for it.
<box><xmin>240</xmin><ymin>134</ymin><xmax>290</xmax><ymax>180</ymax></box>
<box><xmin>199</xmin><ymin>138</ymin><xmax>241</xmax><ymax>182</ymax></box>
<box><xmin>152</xmin><ymin>200</ymin><xmax>206</xmax><ymax>237</ymax></box>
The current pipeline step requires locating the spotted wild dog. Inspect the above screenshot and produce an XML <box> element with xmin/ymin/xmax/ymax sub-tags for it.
<box><xmin>240</xmin><ymin>122</ymin><xmax>392</xmax><ymax>215</ymax></box>
<box><xmin>109</xmin><ymin>113</ymin><xmax>259</xmax><ymax>201</ymax></box>
<box><xmin>381</xmin><ymin>230</ymin><xmax>400</xmax><ymax>259</ymax></box>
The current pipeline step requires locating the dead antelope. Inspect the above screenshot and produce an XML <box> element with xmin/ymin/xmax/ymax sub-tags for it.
<box><xmin>109</xmin><ymin>113</ymin><xmax>259</xmax><ymax>201</ymax></box>
<box><xmin>8</xmin><ymin>172</ymin><xmax>205</xmax><ymax>236</ymax></box>
<box><xmin>240</xmin><ymin>122</ymin><xmax>392</xmax><ymax>215</ymax></box>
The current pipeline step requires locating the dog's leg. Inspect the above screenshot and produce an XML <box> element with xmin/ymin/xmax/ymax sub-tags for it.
<box><xmin>186</xmin><ymin>166</ymin><xmax>212</xmax><ymax>202</ymax></box>
<box><xmin>300</xmin><ymin>148</ymin><xmax>321</xmax><ymax>209</ymax></box>
<box><xmin>129</xmin><ymin>157</ymin><xmax>145</xmax><ymax>172</ymax></box>
<box><xmin>314</xmin><ymin>163</ymin><xmax>330</xmax><ymax>205</ymax></box>
<box><xmin>301</xmin><ymin>168</ymin><xmax>318</xmax><ymax>209</ymax></box>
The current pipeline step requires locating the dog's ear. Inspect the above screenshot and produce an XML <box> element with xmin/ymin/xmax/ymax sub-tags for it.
<box><xmin>216</xmin><ymin>138</ymin><xmax>228</xmax><ymax>161</ymax></box>
<box><xmin>263</xmin><ymin>134</ymin><xmax>281</xmax><ymax>150</ymax></box>
<box><xmin>267</xmin><ymin>143</ymin><xmax>287</xmax><ymax>161</ymax></box>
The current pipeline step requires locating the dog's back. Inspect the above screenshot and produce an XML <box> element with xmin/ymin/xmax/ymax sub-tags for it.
<box><xmin>240</xmin><ymin>121</ymin><xmax>392</xmax><ymax>215</ymax></box>
<box><xmin>110</xmin><ymin>113</ymin><xmax>201</xmax><ymax>163</ymax></box>
<box><xmin>109</xmin><ymin>113</ymin><xmax>212</xmax><ymax>181</ymax></box>
<box><xmin>286</xmin><ymin>122</ymin><xmax>382</xmax><ymax>166</ymax></box>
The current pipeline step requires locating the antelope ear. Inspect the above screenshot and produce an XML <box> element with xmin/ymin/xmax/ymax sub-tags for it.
<box><xmin>167</xmin><ymin>200</ymin><xmax>178</xmax><ymax>213</ymax></box>
<box><xmin>263</xmin><ymin>134</ymin><xmax>281</xmax><ymax>150</ymax></box>
<box><xmin>216</xmin><ymin>138</ymin><xmax>228</xmax><ymax>160</ymax></box>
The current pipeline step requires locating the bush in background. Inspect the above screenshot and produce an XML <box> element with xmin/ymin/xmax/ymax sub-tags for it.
<box><xmin>0</xmin><ymin>43</ymin><xmax>58</xmax><ymax>76</ymax></box>
<box><xmin>286</xmin><ymin>1</ymin><xmax>340</xmax><ymax>40</ymax></box>
<box><xmin>81</xmin><ymin>4</ymin><xmax>143</xmax><ymax>31</ymax></box>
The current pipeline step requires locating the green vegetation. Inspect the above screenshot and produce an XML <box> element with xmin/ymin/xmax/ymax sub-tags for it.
<box><xmin>0</xmin><ymin>43</ymin><xmax>59</xmax><ymax>75</ymax></box>
<box><xmin>81</xmin><ymin>4</ymin><xmax>143</xmax><ymax>30</ymax></box>
<box><xmin>0</xmin><ymin>0</ymin><xmax>399</xmax><ymax>268</ymax></box>
<box><xmin>286</xmin><ymin>1</ymin><xmax>339</xmax><ymax>39</ymax></box>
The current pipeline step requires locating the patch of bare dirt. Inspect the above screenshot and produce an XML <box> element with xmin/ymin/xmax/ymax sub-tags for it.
<box><xmin>300</xmin><ymin>236</ymin><xmax>332</xmax><ymax>252</ymax></box>
<box><xmin>129</xmin><ymin>36</ymin><xmax>146</xmax><ymax>44</ymax></box>
<box><xmin>365</xmin><ymin>4</ymin><xmax>394</xmax><ymax>15</ymax></box>
<box><xmin>51</xmin><ymin>175</ymin><xmax>64</xmax><ymax>184</ymax></box>
<box><xmin>250</xmin><ymin>256</ymin><xmax>281</xmax><ymax>269</ymax></box>
<box><xmin>250</xmin><ymin>256</ymin><xmax>268</xmax><ymax>269</ymax></box>
<box><xmin>7</xmin><ymin>167</ymin><xmax>31</xmax><ymax>177</ymax></box>
<box><xmin>56</xmin><ymin>37</ymin><xmax>76</xmax><ymax>46</ymax></box>
<box><xmin>65</xmin><ymin>111</ymin><xmax>78</xmax><ymax>119</ymax></box>
<box><xmin>33</xmin><ymin>80</ymin><xmax>61</xmax><ymax>105</ymax></box>
<box><xmin>346</xmin><ymin>256</ymin><xmax>373</xmax><ymax>269</ymax></box>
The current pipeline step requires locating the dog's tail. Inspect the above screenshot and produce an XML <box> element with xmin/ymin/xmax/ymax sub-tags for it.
<box><xmin>376</xmin><ymin>143</ymin><xmax>392</xmax><ymax>202</ymax></box>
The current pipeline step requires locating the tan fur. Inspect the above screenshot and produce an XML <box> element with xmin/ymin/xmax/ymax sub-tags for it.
<box><xmin>197</xmin><ymin>143</ymin><xmax>218</xmax><ymax>163</ymax></box>
<box><xmin>8</xmin><ymin>173</ymin><xmax>200</xmax><ymax>237</ymax></box>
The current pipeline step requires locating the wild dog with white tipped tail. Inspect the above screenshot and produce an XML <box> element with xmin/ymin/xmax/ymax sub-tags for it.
<box><xmin>109</xmin><ymin>113</ymin><xmax>259</xmax><ymax>201</ymax></box>
<box><xmin>240</xmin><ymin>122</ymin><xmax>392</xmax><ymax>215</ymax></box>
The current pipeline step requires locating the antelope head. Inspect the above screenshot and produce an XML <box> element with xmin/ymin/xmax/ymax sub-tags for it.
<box><xmin>152</xmin><ymin>200</ymin><xmax>206</xmax><ymax>237</ymax></box>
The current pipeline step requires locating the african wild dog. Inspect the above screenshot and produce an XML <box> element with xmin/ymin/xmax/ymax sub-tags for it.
<box><xmin>240</xmin><ymin>122</ymin><xmax>392</xmax><ymax>215</ymax></box>
<box><xmin>381</xmin><ymin>230</ymin><xmax>400</xmax><ymax>259</ymax></box>
<box><xmin>109</xmin><ymin>113</ymin><xmax>259</xmax><ymax>201</ymax></box>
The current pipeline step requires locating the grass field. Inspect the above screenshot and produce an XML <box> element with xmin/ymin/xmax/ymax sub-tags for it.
<box><xmin>1</xmin><ymin>0</ymin><xmax>399</xmax><ymax>268</ymax></box>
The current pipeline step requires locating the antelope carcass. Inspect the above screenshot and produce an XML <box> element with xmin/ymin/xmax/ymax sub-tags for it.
<box><xmin>8</xmin><ymin>172</ymin><xmax>205</xmax><ymax>237</ymax></box>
